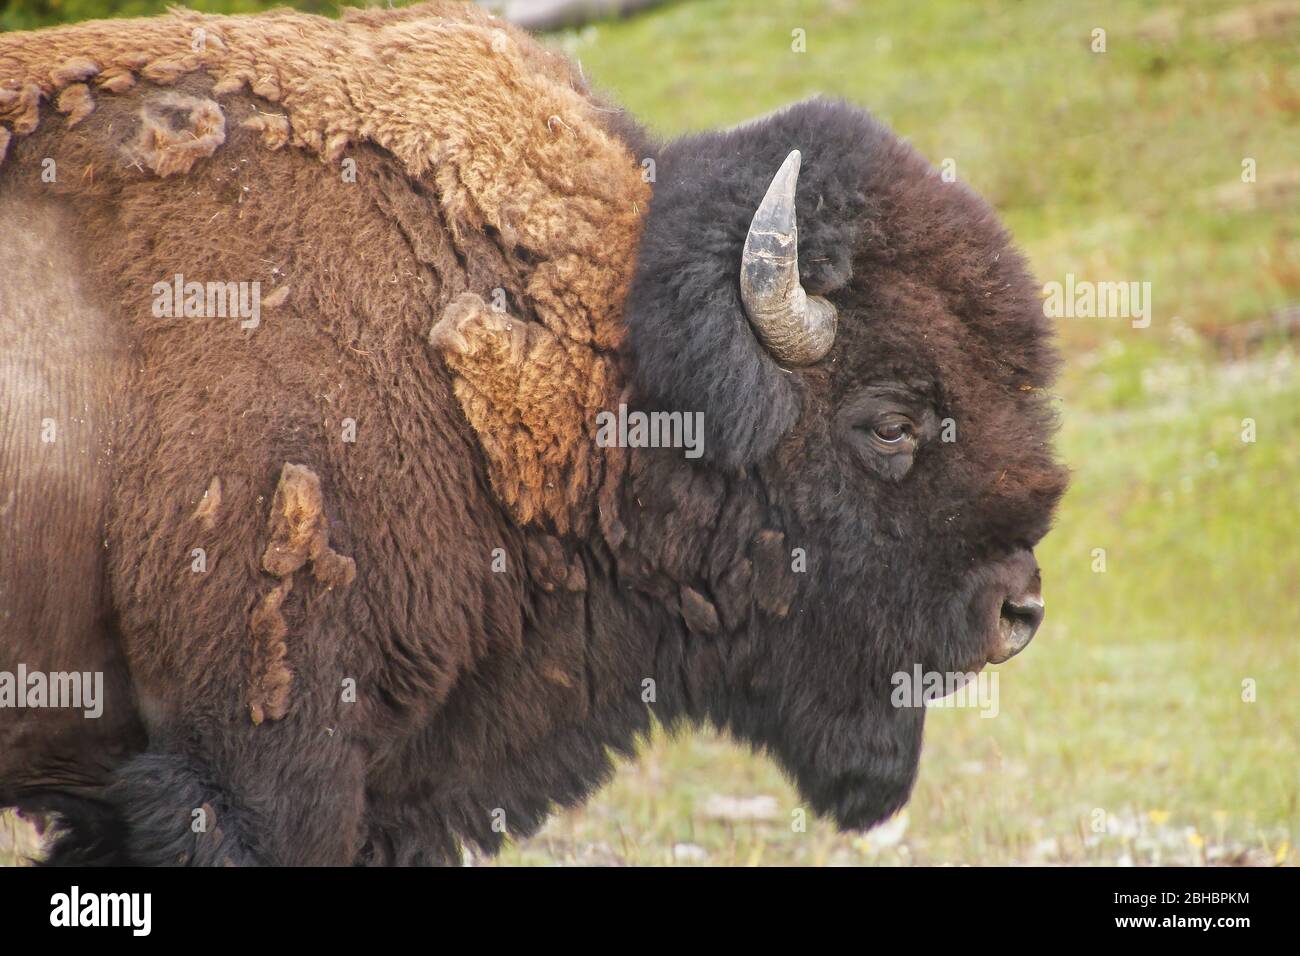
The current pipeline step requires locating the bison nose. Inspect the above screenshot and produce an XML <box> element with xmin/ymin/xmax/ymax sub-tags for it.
<box><xmin>990</xmin><ymin>593</ymin><xmax>1044</xmax><ymax>663</ymax></box>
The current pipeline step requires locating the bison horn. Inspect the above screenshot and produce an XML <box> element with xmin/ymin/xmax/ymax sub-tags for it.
<box><xmin>740</xmin><ymin>149</ymin><xmax>837</xmax><ymax>366</ymax></box>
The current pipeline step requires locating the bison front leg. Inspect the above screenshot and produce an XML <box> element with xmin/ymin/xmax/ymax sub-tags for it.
<box><xmin>101</xmin><ymin>463</ymin><xmax>368</xmax><ymax>866</ymax></box>
<box><xmin>97</xmin><ymin>752</ymin><xmax>263</xmax><ymax>867</ymax></box>
<box><xmin>102</xmin><ymin>725</ymin><xmax>367</xmax><ymax>866</ymax></box>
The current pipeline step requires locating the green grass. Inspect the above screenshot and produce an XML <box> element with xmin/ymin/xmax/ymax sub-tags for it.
<box><xmin>551</xmin><ymin>0</ymin><xmax>1299</xmax><ymax>343</ymax></box>
<box><xmin>4</xmin><ymin>0</ymin><xmax>1297</xmax><ymax>865</ymax></box>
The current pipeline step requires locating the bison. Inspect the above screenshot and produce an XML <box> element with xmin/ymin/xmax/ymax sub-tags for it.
<box><xmin>0</xmin><ymin>2</ymin><xmax>1067</xmax><ymax>865</ymax></box>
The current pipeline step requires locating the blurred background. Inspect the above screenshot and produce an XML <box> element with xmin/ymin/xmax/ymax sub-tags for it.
<box><xmin>2</xmin><ymin>0</ymin><xmax>1296</xmax><ymax>865</ymax></box>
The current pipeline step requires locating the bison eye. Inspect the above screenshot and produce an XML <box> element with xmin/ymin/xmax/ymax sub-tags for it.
<box><xmin>837</xmin><ymin>389</ymin><xmax>929</xmax><ymax>481</ymax></box>
<box><xmin>872</xmin><ymin>422</ymin><xmax>912</xmax><ymax>444</ymax></box>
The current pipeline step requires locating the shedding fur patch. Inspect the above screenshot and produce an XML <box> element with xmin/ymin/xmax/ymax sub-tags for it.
<box><xmin>751</xmin><ymin>530</ymin><xmax>796</xmax><ymax>620</ymax></box>
<box><xmin>680</xmin><ymin>585</ymin><xmax>720</xmax><ymax>635</ymax></box>
<box><xmin>248</xmin><ymin>578</ymin><xmax>292</xmax><ymax>725</ymax></box>
<box><xmin>240</xmin><ymin>110</ymin><xmax>290</xmax><ymax>150</ymax></box>
<box><xmin>0</xmin><ymin>83</ymin><xmax>43</xmax><ymax>135</ymax></box>
<box><xmin>95</xmin><ymin>68</ymin><xmax>135</xmax><ymax>94</ymax></box>
<box><xmin>123</xmin><ymin>92</ymin><xmax>226</xmax><ymax>177</ymax></box>
<box><xmin>430</xmin><ymin>292</ymin><xmax>620</xmax><ymax>534</ymax></box>
<box><xmin>261</xmin><ymin>462</ymin><xmax>356</xmax><ymax>588</ymax></box>
<box><xmin>248</xmin><ymin>463</ymin><xmax>355</xmax><ymax>725</ymax></box>
<box><xmin>54</xmin><ymin>82</ymin><xmax>94</xmax><ymax>127</ymax></box>
<box><xmin>191</xmin><ymin>476</ymin><xmax>222</xmax><ymax>530</ymax></box>
<box><xmin>524</xmin><ymin>534</ymin><xmax>587</xmax><ymax>593</ymax></box>
<box><xmin>50</xmin><ymin>56</ymin><xmax>100</xmax><ymax>87</ymax></box>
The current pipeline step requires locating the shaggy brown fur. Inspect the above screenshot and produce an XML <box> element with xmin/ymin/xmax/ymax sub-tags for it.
<box><xmin>1</xmin><ymin>1</ymin><xmax>648</xmax><ymax>863</ymax></box>
<box><xmin>0</xmin><ymin>0</ymin><xmax>648</xmax><ymax>533</ymax></box>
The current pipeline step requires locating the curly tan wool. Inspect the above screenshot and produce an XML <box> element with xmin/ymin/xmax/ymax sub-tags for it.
<box><xmin>0</xmin><ymin>1</ymin><xmax>649</xmax><ymax>535</ymax></box>
<box><xmin>249</xmin><ymin>463</ymin><xmax>356</xmax><ymax>725</ymax></box>
<box><xmin>260</xmin><ymin>462</ymin><xmax>357</xmax><ymax>589</ymax></box>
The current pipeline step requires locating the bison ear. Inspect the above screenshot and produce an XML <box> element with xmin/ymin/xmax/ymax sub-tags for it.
<box><xmin>623</xmin><ymin>154</ymin><xmax>808</xmax><ymax>470</ymax></box>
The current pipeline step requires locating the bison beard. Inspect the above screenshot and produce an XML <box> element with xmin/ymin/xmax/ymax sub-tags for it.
<box><xmin>0</xmin><ymin>3</ymin><xmax>1067</xmax><ymax>864</ymax></box>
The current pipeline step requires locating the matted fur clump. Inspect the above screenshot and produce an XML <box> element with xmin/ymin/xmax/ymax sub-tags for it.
<box><xmin>0</xmin><ymin>2</ymin><xmax>1066</xmax><ymax>866</ymax></box>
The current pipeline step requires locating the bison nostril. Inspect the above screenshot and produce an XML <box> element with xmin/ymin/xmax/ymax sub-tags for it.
<box><xmin>990</xmin><ymin>594</ymin><xmax>1044</xmax><ymax>663</ymax></box>
<box><xmin>1003</xmin><ymin>594</ymin><xmax>1044</xmax><ymax>628</ymax></box>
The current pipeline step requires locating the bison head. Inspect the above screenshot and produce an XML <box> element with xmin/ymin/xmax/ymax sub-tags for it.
<box><xmin>621</xmin><ymin>98</ymin><xmax>1068</xmax><ymax>830</ymax></box>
